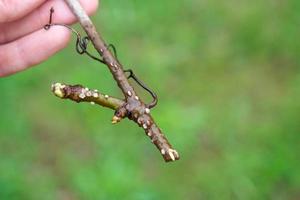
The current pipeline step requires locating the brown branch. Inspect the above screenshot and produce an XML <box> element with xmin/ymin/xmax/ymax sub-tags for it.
<box><xmin>51</xmin><ymin>83</ymin><xmax>124</xmax><ymax>110</ymax></box>
<box><xmin>62</xmin><ymin>0</ymin><xmax>179</xmax><ymax>162</ymax></box>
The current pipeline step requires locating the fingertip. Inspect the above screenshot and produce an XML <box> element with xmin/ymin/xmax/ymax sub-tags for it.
<box><xmin>0</xmin><ymin>26</ymin><xmax>72</xmax><ymax>77</ymax></box>
<box><xmin>0</xmin><ymin>0</ymin><xmax>100</xmax><ymax>44</ymax></box>
<box><xmin>24</xmin><ymin>26</ymin><xmax>72</xmax><ymax>68</ymax></box>
<box><xmin>43</xmin><ymin>25</ymin><xmax>72</xmax><ymax>50</ymax></box>
<box><xmin>92</xmin><ymin>0</ymin><xmax>100</xmax><ymax>14</ymax></box>
<box><xmin>0</xmin><ymin>0</ymin><xmax>46</xmax><ymax>23</ymax></box>
<box><xmin>79</xmin><ymin>0</ymin><xmax>100</xmax><ymax>16</ymax></box>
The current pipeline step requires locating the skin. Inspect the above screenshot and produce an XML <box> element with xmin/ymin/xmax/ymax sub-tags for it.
<box><xmin>0</xmin><ymin>0</ymin><xmax>99</xmax><ymax>77</ymax></box>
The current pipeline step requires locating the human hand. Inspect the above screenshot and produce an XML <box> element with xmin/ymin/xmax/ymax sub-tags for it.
<box><xmin>0</xmin><ymin>0</ymin><xmax>98</xmax><ymax>77</ymax></box>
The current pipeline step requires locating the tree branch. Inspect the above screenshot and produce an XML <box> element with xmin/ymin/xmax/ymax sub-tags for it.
<box><xmin>61</xmin><ymin>0</ymin><xmax>179</xmax><ymax>162</ymax></box>
<box><xmin>51</xmin><ymin>82</ymin><xmax>124</xmax><ymax>110</ymax></box>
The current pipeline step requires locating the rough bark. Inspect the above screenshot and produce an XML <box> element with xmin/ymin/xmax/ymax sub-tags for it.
<box><xmin>60</xmin><ymin>0</ymin><xmax>179</xmax><ymax>162</ymax></box>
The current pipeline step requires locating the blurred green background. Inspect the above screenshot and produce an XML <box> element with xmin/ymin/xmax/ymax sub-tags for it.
<box><xmin>1</xmin><ymin>0</ymin><xmax>300</xmax><ymax>199</ymax></box>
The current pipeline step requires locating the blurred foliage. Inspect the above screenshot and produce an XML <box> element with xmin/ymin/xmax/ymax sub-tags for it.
<box><xmin>1</xmin><ymin>0</ymin><xmax>300</xmax><ymax>199</ymax></box>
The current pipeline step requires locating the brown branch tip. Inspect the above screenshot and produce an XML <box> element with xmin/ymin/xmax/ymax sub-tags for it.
<box><xmin>50</xmin><ymin>0</ymin><xmax>180</xmax><ymax>162</ymax></box>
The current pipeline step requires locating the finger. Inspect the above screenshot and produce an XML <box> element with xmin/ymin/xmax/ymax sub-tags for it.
<box><xmin>0</xmin><ymin>26</ymin><xmax>70</xmax><ymax>77</ymax></box>
<box><xmin>0</xmin><ymin>0</ymin><xmax>46</xmax><ymax>23</ymax></box>
<box><xmin>0</xmin><ymin>0</ymin><xmax>99</xmax><ymax>44</ymax></box>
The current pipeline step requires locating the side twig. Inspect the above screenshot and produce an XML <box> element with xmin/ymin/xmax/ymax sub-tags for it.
<box><xmin>51</xmin><ymin>83</ymin><xmax>124</xmax><ymax>110</ymax></box>
<box><xmin>60</xmin><ymin>0</ymin><xmax>179</xmax><ymax>162</ymax></box>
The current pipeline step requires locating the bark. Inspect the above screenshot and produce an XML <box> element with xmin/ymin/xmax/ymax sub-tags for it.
<box><xmin>59</xmin><ymin>0</ymin><xmax>179</xmax><ymax>162</ymax></box>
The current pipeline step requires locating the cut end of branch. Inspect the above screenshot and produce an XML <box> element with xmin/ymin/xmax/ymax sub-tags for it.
<box><xmin>165</xmin><ymin>148</ymin><xmax>180</xmax><ymax>162</ymax></box>
<box><xmin>50</xmin><ymin>83</ymin><xmax>124</xmax><ymax>110</ymax></box>
<box><xmin>51</xmin><ymin>83</ymin><xmax>66</xmax><ymax>98</ymax></box>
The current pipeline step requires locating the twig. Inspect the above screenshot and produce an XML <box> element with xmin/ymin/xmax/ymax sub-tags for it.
<box><xmin>51</xmin><ymin>83</ymin><xmax>124</xmax><ymax>110</ymax></box>
<box><xmin>60</xmin><ymin>0</ymin><xmax>179</xmax><ymax>162</ymax></box>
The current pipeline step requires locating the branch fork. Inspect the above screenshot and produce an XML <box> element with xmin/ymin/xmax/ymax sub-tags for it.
<box><xmin>51</xmin><ymin>0</ymin><xmax>180</xmax><ymax>162</ymax></box>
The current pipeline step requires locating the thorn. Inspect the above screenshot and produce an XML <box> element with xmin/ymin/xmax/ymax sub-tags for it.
<box><xmin>161</xmin><ymin>149</ymin><xmax>166</xmax><ymax>155</ymax></box>
<box><xmin>90</xmin><ymin>101</ymin><xmax>95</xmax><ymax>105</ymax></box>
<box><xmin>104</xmin><ymin>94</ymin><xmax>109</xmax><ymax>99</ymax></box>
<box><xmin>127</xmin><ymin>91</ymin><xmax>132</xmax><ymax>97</ymax></box>
<box><xmin>134</xmin><ymin>96</ymin><xmax>139</xmax><ymax>100</ymax></box>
